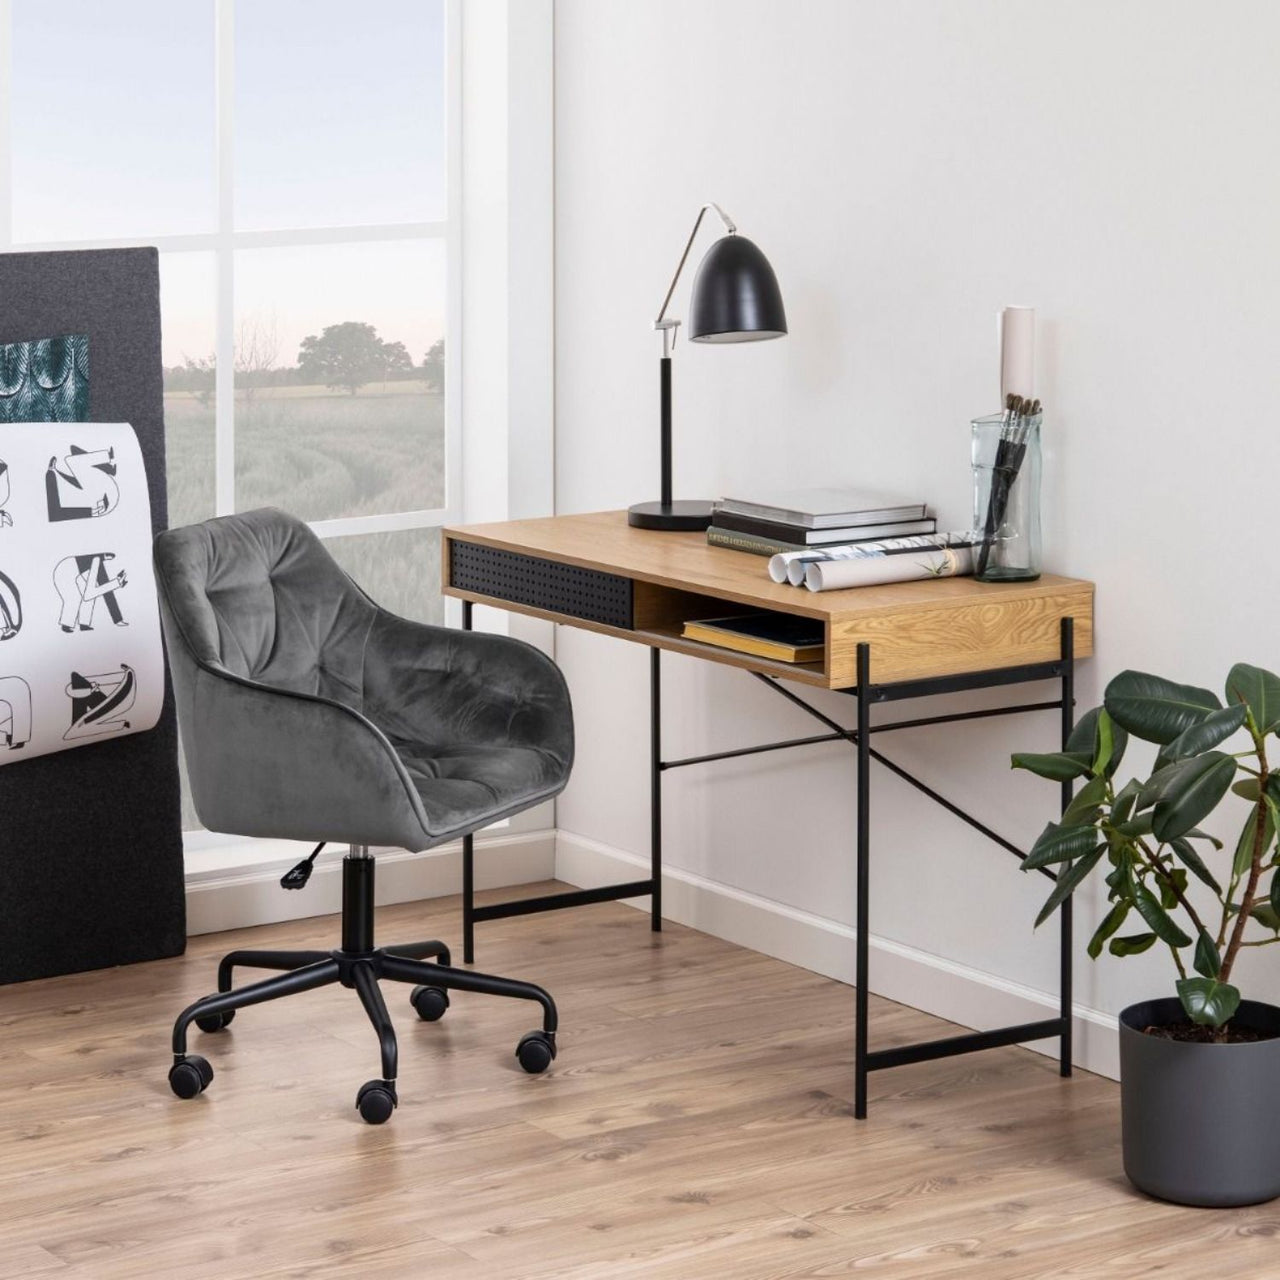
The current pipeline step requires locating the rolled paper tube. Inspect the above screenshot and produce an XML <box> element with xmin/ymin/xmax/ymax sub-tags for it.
<box><xmin>999</xmin><ymin>305</ymin><xmax>1035</xmax><ymax>403</ymax></box>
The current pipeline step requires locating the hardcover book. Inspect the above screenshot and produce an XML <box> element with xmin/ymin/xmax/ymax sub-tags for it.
<box><xmin>712</xmin><ymin>510</ymin><xmax>936</xmax><ymax>546</ymax></box>
<box><xmin>681</xmin><ymin>612</ymin><xmax>825</xmax><ymax>663</ymax></box>
<box><xmin>716</xmin><ymin>488</ymin><xmax>927</xmax><ymax>530</ymax></box>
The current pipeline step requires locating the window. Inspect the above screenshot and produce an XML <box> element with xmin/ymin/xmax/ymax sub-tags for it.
<box><xmin>0</xmin><ymin>0</ymin><xmax>460</xmax><ymax>839</ymax></box>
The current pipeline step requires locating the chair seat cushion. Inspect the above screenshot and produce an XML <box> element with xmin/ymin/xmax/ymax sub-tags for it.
<box><xmin>390</xmin><ymin>738</ymin><xmax>565</xmax><ymax>836</ymax></box>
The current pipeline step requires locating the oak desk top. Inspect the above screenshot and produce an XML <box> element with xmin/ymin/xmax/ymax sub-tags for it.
<box><xmin>442</xmin><ymin>510</ymin><xmax>1094</xmax><ymax>690</ymax></box>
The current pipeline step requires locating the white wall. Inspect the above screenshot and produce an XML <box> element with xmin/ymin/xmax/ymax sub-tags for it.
<box><xmin>552</xmin><ymin>0</ymin><xmax>1280</xmax><ymax>1065</ymax></box>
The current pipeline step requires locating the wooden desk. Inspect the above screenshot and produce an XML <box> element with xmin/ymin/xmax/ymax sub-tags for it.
<box><xmin>442</xmin><ymin>510</ymin><xmax>1095</xmax><ymax>1117</ymax></box>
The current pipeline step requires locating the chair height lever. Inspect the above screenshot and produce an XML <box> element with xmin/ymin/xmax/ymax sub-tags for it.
<box><xmin>281</xmin><ymin>842</ymin><xmax>326</xmax><ymax>890</ymax></box>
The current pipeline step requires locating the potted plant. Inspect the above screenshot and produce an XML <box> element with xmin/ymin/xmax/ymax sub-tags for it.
<box><xmin>1013</xmin><ymin>664</ymin><xmax>1280</xmax><ymax>1207</ymax></box>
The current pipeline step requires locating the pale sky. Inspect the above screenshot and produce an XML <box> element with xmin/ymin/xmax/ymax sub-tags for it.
<box><xmin>10</xmin><ymin>0</ymin><xmax>446</xmax><ymax>367</ymax></box>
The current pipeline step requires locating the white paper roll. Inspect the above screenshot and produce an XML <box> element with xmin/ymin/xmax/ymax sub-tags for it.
<box><xmin>804</xmin><ymin>545</ymin><xmax>974</xmax><ymax>592</ymax></box>
<box><xmin>0</xmin><ymin>423</ymin><xmax>164</xmax><ymax>766</ymax></box>
<box><xmin>999</xmin><ymin>305</ymin><xmax>1035</xmax><ymax>402</ymax></box>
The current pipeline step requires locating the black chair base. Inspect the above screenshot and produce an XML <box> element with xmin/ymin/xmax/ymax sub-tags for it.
<box><xmin>168</xmin><ymin>854</ymin><xmax>559</xmax><ymax>1124</ymax></box>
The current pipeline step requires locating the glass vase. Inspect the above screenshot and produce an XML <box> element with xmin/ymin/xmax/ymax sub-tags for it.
<box><xmin>971</xmin><ymin>412</ymin><xmax>1042</xmax><ymax>583</ymax></box>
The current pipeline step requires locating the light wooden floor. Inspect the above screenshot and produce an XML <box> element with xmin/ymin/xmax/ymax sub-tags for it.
<box><xmin>2</xmin><ymin>884</ymin><xmax>1277</xmax><ymax>1280</ymax></box>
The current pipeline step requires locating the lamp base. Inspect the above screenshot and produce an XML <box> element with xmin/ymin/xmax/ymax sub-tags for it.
<box><xmin>627</xmin><ymin>500</ymin><xmax>715</xmax><ymax>532</ymax></box>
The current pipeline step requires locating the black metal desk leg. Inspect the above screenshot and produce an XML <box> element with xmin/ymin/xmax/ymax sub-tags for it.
<box><xmin>855</xmin><ymin>643</ymin><xmax>871</xmax><ymax>1119</ymax></box>
<box><xmin>1059</xmin><ymin>617</ymin><xmax>1075</xmax><ymax>1077</ymax></box>
<box><xmin>462</xmin><ymin>601</ymin><xmax>476</xmax><ymax>964</ymax></box>
<box><xmin>650</xmin><ymin>646</ymin><xmax>663</xmax><ymax>932</ymax></box>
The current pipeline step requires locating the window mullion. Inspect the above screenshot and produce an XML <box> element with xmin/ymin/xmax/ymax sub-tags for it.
<box><xmin>0</xmin><ymin>0</ymin><xmax>12</xmax><ymax>251</ymax></box>
<box><xmin>214</xmin><ymin>0</ymin><xmax>235</xmax><ymax>516</ymax></box>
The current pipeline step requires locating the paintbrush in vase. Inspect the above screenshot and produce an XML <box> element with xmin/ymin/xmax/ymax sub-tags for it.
<box><xmin>976</xmin><ymin>394</ymin><xmax>1040</xmax><ymax>577</ymax></box>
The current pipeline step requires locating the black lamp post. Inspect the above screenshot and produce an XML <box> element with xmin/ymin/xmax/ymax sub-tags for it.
<box><xmin>628</xmin><ymin>202</ymin><xmax>787</xmax><ymax>532</ymax></box>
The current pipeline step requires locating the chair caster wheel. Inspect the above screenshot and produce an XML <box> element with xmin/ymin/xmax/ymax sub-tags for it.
<box><xmin>356</xmin><ymin>1079</ymin><xmax>397</xmax><ymax>1125</ymax></box>
<box><xmin>410</xmin><ymin>985</ymin><xmax>450</xmax><ymax>1022</ymax></box>
<box><xmin>515</xmin><ymin>1030</ymin><xmax>556</xmax><ymax>1075</ymax></box>
<box><xmin>169</xmin><ymin>1055</ymin><xmax>213</xmax><ymax>1099</ymax></box>
<box><xmin>195</xmin><ymin>1009</ymin><xmax>235</xmax><ymax>1033</ymax></box>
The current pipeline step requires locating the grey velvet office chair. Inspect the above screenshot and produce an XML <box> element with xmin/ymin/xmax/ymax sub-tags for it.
<box><xmin>153</xmin><ymin>508</ymin><xmax>574</xmax><ymax>1124</ymax></box>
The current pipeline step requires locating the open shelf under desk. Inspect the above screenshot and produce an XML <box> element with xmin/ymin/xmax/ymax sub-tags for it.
<box><xmin>444</xmin><ymin>588</ymin><xmax>834</xmax><ymax>687</ymax></box>
<box><xmin>633</xmin><ymin>623</ymin><xmax>829</xmax><ymax>686</ymax></box>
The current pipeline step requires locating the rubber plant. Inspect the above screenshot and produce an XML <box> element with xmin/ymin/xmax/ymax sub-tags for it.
<box><xmin>1012</xmin><ymin>663</ymin><xmax>1280</xmax><ymax>1040</ymax></box>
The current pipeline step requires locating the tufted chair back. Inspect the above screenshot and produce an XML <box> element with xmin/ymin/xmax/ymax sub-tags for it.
<box><xmin>154</xmin><ymin>507</ymin><xmax>373</xmax><ymax>709</ymax></box>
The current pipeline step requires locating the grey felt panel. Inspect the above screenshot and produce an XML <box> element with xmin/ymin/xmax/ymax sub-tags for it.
<box><xmin>0</xmin><ymin>247</ymin><xmax>184</xmax><ymax>984</ymax></box>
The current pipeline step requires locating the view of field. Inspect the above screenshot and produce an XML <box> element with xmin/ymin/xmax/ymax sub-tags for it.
<box><xmin>164</xmin><ymin>380</ymin><xmax>445</xmax><ymax>524</ymax></box>
<box><xmin>162</xmin><ymin>378</ymin><xmax>446</xmax><ymax>830</ymax></box>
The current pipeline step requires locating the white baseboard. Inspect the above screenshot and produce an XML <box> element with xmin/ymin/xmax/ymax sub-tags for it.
<box><xmin>185</xmin><ymin>829</ymin><xmax>556</xmax><ymax>937</ymax></box>
<box><xmin>555</xmin><ymin>831</ymin><xmax>1120</xmax><ymax>1081</ymax></box>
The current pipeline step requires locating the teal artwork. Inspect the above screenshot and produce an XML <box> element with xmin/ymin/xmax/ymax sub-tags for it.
<box><xmin>0</xmin><ymin>334</ymin><xmax>89</xmax><ymax>422</ymax></box>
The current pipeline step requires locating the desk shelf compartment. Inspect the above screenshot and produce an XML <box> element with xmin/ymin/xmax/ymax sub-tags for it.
<box><xmin>632</xmin><ymin>581</ymin><xmax>829</xmax><ymax>685</ymax></box>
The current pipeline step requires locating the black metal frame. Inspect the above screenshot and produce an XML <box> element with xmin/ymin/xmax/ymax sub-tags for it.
<box><xmin>460</xmin><ymin>598</ymin><xmax>1078</xmax><ymax>1119</ymax></box>
<box><xmin>172</xmin><ymin>851</ymin><xmax>558</xmax><ymax>1114</ymax></box>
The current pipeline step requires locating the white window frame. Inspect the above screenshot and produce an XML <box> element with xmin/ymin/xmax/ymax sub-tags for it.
<box><xmin>0</xmin><ymin>0</ymin><xmax>464</xmax><ymax>858</ymax></box>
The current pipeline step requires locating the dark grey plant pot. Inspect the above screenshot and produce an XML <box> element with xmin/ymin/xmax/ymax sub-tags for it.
<box><xmin>1120</xmin><ymin>997</ymin><xmax>1280</xmax><ymax>1207</ymax></box>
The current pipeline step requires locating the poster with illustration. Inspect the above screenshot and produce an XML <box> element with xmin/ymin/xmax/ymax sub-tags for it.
<box><xmin>0</xmin><ymin>423</ymin><xmax>163</xmax><ymax>766</ymax></box>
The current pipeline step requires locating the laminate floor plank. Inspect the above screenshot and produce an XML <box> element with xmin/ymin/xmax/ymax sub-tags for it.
<box><xmin>0</xmin><ymin>882</ymin><xmax>1264</xmax><ymax>1278</ymax></box>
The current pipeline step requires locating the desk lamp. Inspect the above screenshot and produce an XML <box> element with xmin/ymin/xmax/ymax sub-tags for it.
<box><xmin>627</xmin><ymin>202</ymin><xmax>787</xmax><ymax>531</ymax></box>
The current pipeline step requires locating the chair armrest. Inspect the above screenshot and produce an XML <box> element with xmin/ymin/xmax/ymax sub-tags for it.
<box><xmin>361</xmin><ymin>612</ymin><xmax>574</xmax><ymax>769</ymax></box>
<box><xmin>182</xmin><ymin>661</ymin><xmax>434</xmax><ymax>850</ymax></box>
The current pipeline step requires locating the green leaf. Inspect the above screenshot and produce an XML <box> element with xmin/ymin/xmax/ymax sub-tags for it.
<box><xmin>1177</xmin><ymin>976</ymin><xmax>1241</xmax><ymax>1028</ymax></box>
<box><xmin>1159</xmin><ymin>866</ymin><xmax>1188</xmax><ymax>910</ymax></box>
<box><xmin>1061</xmin><ymin>775</ymin><xmax>1107</xmax><ymax>827</ymax></box>
<box><xmin>1010</xmin><ymin>751</ymin><xmax>1093</xmax><ymax>781</ymax></box>
<box><xmin>1226</xmin><ymin>663</ymin><xmax>1280</xmax><ymax>734</ymax></box>
<box><xmin>1021</xmin><ymin>821</ymin><xmax>1102</xmax><ymax>871</ymax></box>
<box><xmin>1226</xmin><ymin>898</ymin><xmax>1280</xmax><ymax>932</ymax></box>
<box><xmin>1232</xmin><ymin>802</ymin><xmax>1275</xmax><ymax>879</ymax></box>
<box><xmin>1088</xmin><ymin>900</ymin><xmax>1130</xmax><ymax>959</ymax></box>
<box><xmin>1114</xmin><ymin>811</ymin><xmax>1154</xmax><ymax>838</ymax></box>
<box><xmin>1156</xmin><ymin>703</ymin><xmax>1248</xmax><ymax>766</ymax></box>
<box><xmin>1034</xmin><ymin>845</ymin><xmax>1106</xmax><ymax>927</ymax></box>
<box><xmin>1067</xmin><ymin>707</ymin><xmax>1128</xmax><ymax>778</ymax></box>
<box><xmin>1182</xmin><ymin>827</ymin><xmax>1224</xmax><ymax>850</ymax></box>
<box><xmin>1169</xmin><ymin>836</ymin><xmax>1223</xmax><ymax>894</ymax></box>
<box><xmin>1111</xmin><ymin>778</ymin><xmax>1142</xmax><ymax>827</ymax></box>
<box><xmin>1132</xmin><ymin>882</ymin><xmax>1193</xmax><ymax>948</ymax></box>
<box><xmin>1110</xmin><ymin>932</ymin><xmax>1158</xmax><ymax>956</ymax></box>
<box><xmin>1151</xmin><ymin>752</ymin><xmax>1236</xmax><ymax>842</ymax></box>
<box><xmin>1270</xmin><ymin>870</ymin><xmax>1280</xmax><ymax>921</ymax></box>
<box><xmin>1251</xmin><ymin>902</ymin><xmax>1280</xmax><ymax>932</ymax></box>
<box><xmin>1233</xmin><ymin>777</ymin><xmax>1262</xmax><ymax>801</ymax></box>
<box><xmin>1136</xmin><ymin>760</ymin><xmax>1192</xmax><ymax>811</ymax></box>
<box><xmin>1104</xmin><ymin>671</ymin><xmax>1222</xmax><ymax>744</ymax></box>
<box><xmin>1193</xmin><ymin>930</ymin><xmax>1221</xmax><ymax>979</ymax></box>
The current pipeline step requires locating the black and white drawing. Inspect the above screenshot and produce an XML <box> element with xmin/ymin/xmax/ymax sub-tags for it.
<box><xmin>0</xmin><ymin>569</ymin><xmax>21</xmax><ymax>641</ymax></box>
<box><xmin>63</xmin><ymin>664</ymin><xmax>135</xmax><ymax>741</ymax></box>
<box><xmin>0</xmin><ymin>459</ymin><xmax>11</xmax><ymax>528</ymax></box>
<box><xmin>0</xmin><ymin>675</ymin><xmax>31</xmax><ymax>750</ymax></box>
<box><xmin>46</xmin><ymin>445</ymin><xmax>120</xmax><ymax>522</ymax></box>
<box><xmin>53</xmin><ymin>553</ymin><xmax>129</xmax><ymax>632</ymax></box>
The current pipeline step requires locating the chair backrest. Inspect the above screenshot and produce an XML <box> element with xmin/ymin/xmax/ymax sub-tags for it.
<box><xmin>153</xmin><ymin>507</ymin><xmax>375</xmax><ymax>708</ymax></box>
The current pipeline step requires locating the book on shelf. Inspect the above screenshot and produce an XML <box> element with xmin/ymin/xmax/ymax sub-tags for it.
<box><xmin>681</xmin><ymin>613</ymin><xmax>825</xmax><ymax>664</ymax></box>
<box><xmin>716</xmin><ymin>488</ymin><xmax>927</xmax><ymax>530</ymax></box>
<box><xmin>712</xmin><ymin>509</ymin><xmax>937</xmax><ymax>547</ymax></box>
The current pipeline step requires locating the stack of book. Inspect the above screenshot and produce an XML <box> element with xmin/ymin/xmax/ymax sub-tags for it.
<box><xmin>707</xmin><ymin>489</ymin><xmax>934</xmax><ymax>556</ymax></box>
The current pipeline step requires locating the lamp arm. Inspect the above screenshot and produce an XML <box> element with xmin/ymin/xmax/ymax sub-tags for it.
<box><xmin>654</xmin><ymin>202</ymin><xmax>737</xmax><ymax>344</ymax></box>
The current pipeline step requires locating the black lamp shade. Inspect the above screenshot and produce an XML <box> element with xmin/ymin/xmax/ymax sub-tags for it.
<box><xmin>688</xmin><ymin>234</ymin><xmax>787</xmax><ymax>343</ymax></box>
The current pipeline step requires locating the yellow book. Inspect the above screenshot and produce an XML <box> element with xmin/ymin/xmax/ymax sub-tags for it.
<box><xmin>681</xmin><ymin>613</ymin><xmax>824</xmax><ymax>664</ymax></box>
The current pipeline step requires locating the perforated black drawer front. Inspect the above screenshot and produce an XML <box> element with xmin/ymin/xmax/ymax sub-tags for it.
<box><xmin>450</xmin><ymin>541</ymin><xmax>633</xmax><ymax>629</ymax></box>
